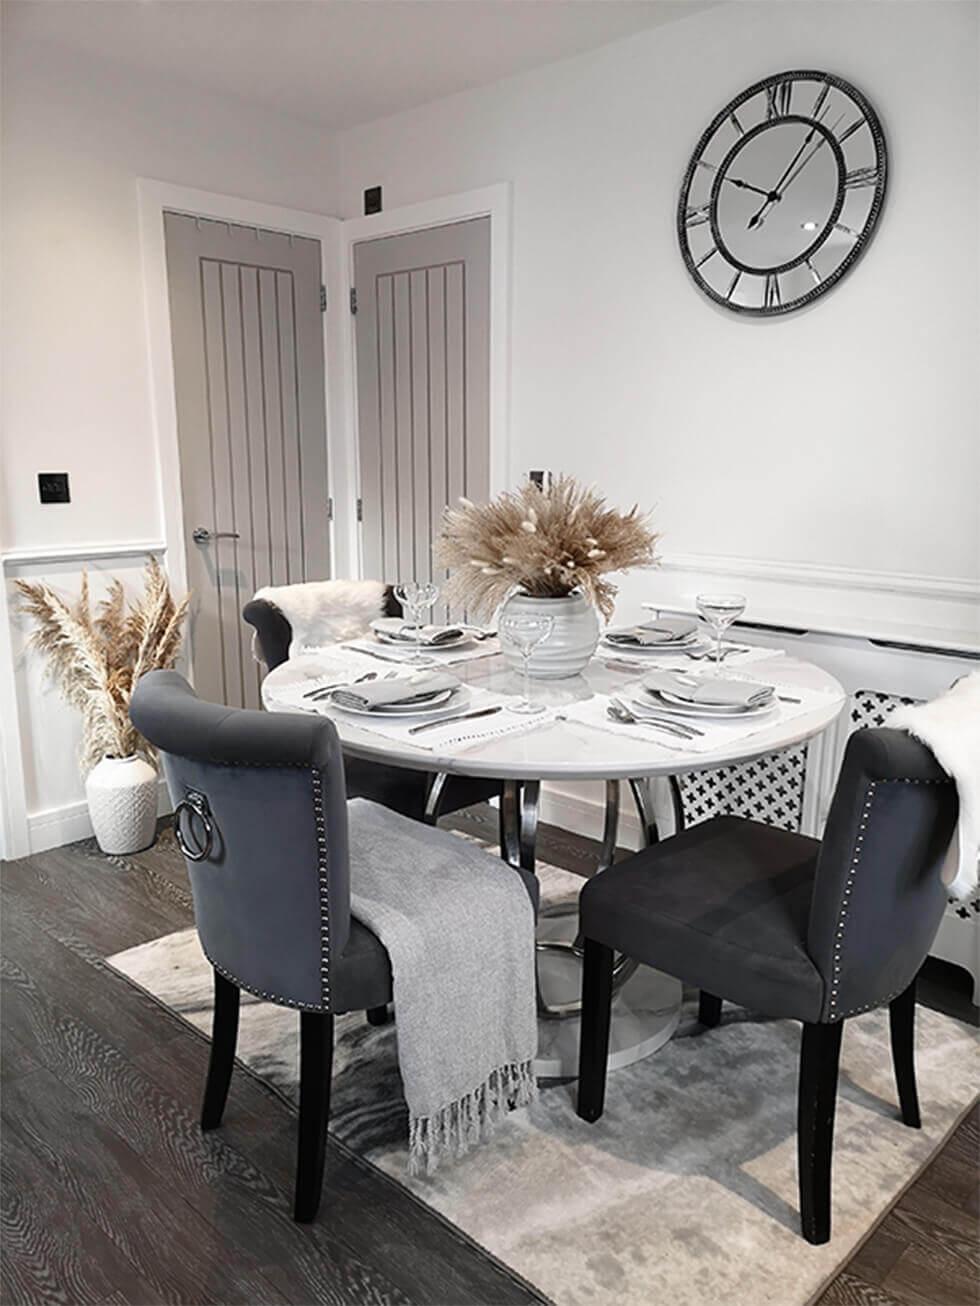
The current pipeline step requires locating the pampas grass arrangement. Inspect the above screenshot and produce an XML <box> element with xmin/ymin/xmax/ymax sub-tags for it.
<box><xmin>435</xmin><ymin>475</ymin><xmax>659</xmax><ymax>621</ymax></box>
<box><xmin>16</xmin><ymin>558</ymin><xmax>189</xmax><ymax>773</ymax></box>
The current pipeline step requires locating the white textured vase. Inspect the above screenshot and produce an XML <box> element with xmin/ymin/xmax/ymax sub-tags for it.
<box><xmin>85</xmin><ymin>754</ymin><xmax>159</xmax><ymax>855</ymax></box>
<box><xmin>500</xmin><ymin>591</ymin><xmax>601</xmax><ymax>680</ymax></box>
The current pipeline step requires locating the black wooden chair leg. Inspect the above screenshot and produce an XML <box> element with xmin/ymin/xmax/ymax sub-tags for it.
<box><xmin>366</xmin><ymin>1005</ymin><xmax>390</xmax><ymax>1026</ymax></box>
<box><xmin>889</xmin><ymin>979</ymin><xmax>921</xmax><ymax>1129</ymax></box>
<box><xmin>797</xmin><ymin>1020</ymin><xmax>844</xmax><ymax>1245</ymax></box>
<box><xmin>201</xmin><ymin>969</ymin><xmax>240</xmax><ymax>1131</ymax></box>
<box><xmin>294</xmin><ymin>1011</ymin><xmax>334</xmax><ymax>1222</ymax></box>
<box><xmin>698</xmin><ymin>992</ymin><xmax>722</xmax><ymax>1027</ymax></box>
<box><xmin>576</xmin><ymin>939</ymin><xmax>614</xmax><ymax>1123</ymax></box>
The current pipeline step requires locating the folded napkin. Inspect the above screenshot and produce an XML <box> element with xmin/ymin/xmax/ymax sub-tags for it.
<box><xmin>606</xmin><ymin>618</ymin><xmax>698</xmax><ymax>647</ymax></box>
<box><xmin>332</xmin><ymin>669</ymin><xmax>458</xmax><ymax>711</ymax></box>
<box><xmin>642</xmin><ymin>670</ymin><xmax>773</xmax><ymax>708</ymax></box>
<box><xmin>384</xmin><ymin>624</ymin><xmax>466</xmax><ymax>647</ymax></box>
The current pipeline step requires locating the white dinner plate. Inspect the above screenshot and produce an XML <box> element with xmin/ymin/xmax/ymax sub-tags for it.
<box><xmin>370</xmin><ymin>617</ymin><xmax>474</xmax><ymax>650</ymax></box>
<box><xmin>601</xmin><ymin>635</ymin><xmax>701</xmax><ymax>655</ymax></box>
<box><xmin>633</xmin><ymin>689</ymin><xmax>776</xmax><ymax>720</ymax></box>
<box><xmin>328</xmin><ymin>685</ymin><xmax>467</xmax><ymax>719</ymax></box>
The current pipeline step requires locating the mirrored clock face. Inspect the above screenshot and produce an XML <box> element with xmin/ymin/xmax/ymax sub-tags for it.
<box><xmin>678</xmin><ymin>72</ymin><xmax>887</xmax><ymax>315</ymax></box>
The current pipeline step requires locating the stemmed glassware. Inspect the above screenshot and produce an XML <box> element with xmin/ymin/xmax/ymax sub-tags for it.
<box><xmin>695</xmin><ymin>593</ymin><xmax>747</xmax><ymax>664</ymax></box>
<box><xmin>393</xmin><ymin>580</ymin><xmax>441</xmax><ymax>665</ymax></box>
<box><xmin>500</xmin><ymin>611</ymin><xmax>554</xmax><ymax>714</ymax></box>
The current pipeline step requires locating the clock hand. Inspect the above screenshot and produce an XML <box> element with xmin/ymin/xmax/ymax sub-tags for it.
<box><xmin>723</xmin><ymin>176</ymin><xmax>774</xmax><ymax>199</ymax></box>
<box><xmin>778</xmin><ymin>112</ymin><xmax>846</xmax><ymax>196</ymax></box>
<box><xmin>747</xmin><ymin>105</ymin><xmax>831</xmax><ymax>230</ymax></box>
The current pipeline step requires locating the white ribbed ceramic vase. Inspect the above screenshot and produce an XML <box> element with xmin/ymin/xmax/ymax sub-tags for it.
<box><xmin>499</xmin><ymin>591</ymin><xmax>601</xmax><ymax>680</ymax></box>
<box><xmin>85</xmin><ymin>754</ymin><xmax>159</xmax><ymax>855</ymax></box>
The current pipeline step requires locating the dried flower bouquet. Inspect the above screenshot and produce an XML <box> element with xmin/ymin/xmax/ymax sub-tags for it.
<box><xmin>16</xmin><ymin>557</ymin><xmax>189</xmax><ymax>773</ymax></box>
<box><xmin>435</xmin><ymin>475</ymin><xmax>659</xmax><ymax>621</ymax></box>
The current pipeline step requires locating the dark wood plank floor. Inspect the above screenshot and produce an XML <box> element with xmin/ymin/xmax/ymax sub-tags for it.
<box><xmin>2</xmin><ymin>808</ymin><xmax>978</xmax><ymax>1306</ymax></box>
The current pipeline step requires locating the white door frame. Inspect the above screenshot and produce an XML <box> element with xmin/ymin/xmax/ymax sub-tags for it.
<box><xmin>137</xmin><ymin>180</ymin><xmax>356</xmax><ymax>649</ymax></box>
<box><xmin>341</xmin><ymin>183</ymin><xmax>513</xmax><ymax>575</ymax></box>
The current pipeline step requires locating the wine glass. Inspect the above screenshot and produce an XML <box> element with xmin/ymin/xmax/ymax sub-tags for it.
<box><xmin>695</xmin><ymin>593</ymin><xmax>746</xmax><ymax>664</ymax></box>
<box><xmin>393</xmin><ymin>580</ymin><xmax>441</xmax><ymax>664</ymax></box>
<box><xmin>500</xmin><ymin>612</ymin><xmax>554</xmax><ymax>714</ymax></box>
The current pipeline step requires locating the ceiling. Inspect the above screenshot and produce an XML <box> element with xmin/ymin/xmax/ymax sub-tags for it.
<box><xmin>5</xmin><ymin>0</ymin><xmax>716</xmax><ymax>131</ymax></box>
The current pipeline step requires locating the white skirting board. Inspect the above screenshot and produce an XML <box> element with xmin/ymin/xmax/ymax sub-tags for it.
<box><xmin>25</xmin><ymin>779</ymin><xmax>172</xmax><ymax>856</ymax></box>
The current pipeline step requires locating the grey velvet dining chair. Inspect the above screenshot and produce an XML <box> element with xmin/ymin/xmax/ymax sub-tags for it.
<box><xmin>130</xmin><ymin>669</ymin><xmax>538</xmax><ymax>1222</ymax></box>
<box><xmin>575</xmin><ymin>727</ymin><xmax>958</xmax><ymax>1244</ymax></box>
<box><xmin>243</xmin><ymin>586</ymin><xmax>504</xmax><ymax>831</ymax></box>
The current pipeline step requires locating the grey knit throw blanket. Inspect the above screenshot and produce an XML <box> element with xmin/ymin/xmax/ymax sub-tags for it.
<box><xmin>347</xmin><ymin>799</ymin><xmax>539</xmax><ymax>1174</ymax></box>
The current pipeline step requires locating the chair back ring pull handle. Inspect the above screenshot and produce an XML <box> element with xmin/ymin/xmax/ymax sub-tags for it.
<box><xmin>174</xmin><ymin>790</ymin><xmax>215</xmax><ymax>862</ymax></box>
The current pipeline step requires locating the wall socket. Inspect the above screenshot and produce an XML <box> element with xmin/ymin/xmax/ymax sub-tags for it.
<box><xmin>364</xmin><ymin>185</ymin><xmax>383</xmax><ymax>216</ymax></box>
<box><xmin>528</xmin><ymin>470</ymin><xmax>552</xmax><ymax>490</ymax></box>
<box><xmin>38</xmin><ymin>472</ymin><xmax>70</xmax><ymax>504</ymax></box>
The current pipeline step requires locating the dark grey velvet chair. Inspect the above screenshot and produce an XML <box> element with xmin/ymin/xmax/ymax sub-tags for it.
<box><xmin>575</xmin><ymin>728</ymin><xmax>958</xmax><ymax>1244</ymax></box>
<box><xmin>243</xmin><ymin>589</ymin><xmax>503</xmax><ymax>827</ymax></box>
<box><xmin>130</xmin><ymin>669</ymin><xmax>537</xmax><ymax>1222</ymax></box>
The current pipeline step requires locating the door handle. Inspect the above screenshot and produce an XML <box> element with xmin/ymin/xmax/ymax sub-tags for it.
<box><xmin>192</xmin><ymin>526</ymin><xmax>241</xmax><ymax>544</ymax></box>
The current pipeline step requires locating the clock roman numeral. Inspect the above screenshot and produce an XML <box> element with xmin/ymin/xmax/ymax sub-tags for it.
<box><xmin>729</xmin><ymin>110</ymin><xmax>744</xmax><ymax>136</ymax></box>
<box><xmin>844</xmin><ymin>165</ymin><xmax>879</xmax><ymax>189</ymax></box>
<box><xmin>805</xmin><ymin>258</ymin><xmax>821</xmax><ymax>285</ymax></box>
<box><xmin>766</xmin><ymin>80</ymin><xmax>792</xmax><ymax>119</ymax></box>
<box><xmin>694</xmin><ymin>245</ymin><xmax>717</xmax><ymax>270</ymax></box>
<box><xmin>684</xmin><ymin>204</ymin><xmax>711</xmax><ymax>228</ymax></box>
<box><xmin>726</xmin><ymin>270</ymin><xmax>742</xmax><ymax>301</ymax></box>
<box><xmin>695</xmin><ymin>159</ymin><xmax>718</xmax><ymax>173</ymax></box>
<box><xmin>834</xmin><ymin>221</ymin><xmax>859</xmax><ymax>238</ymax></box>
<box><xmin>812</xmin><ymin>81</ymin><xmax>831</xmax><ymax>119</ymax></box>
<box><xmin>764</xmin><ymin>274</ymin><xmax>781</xmax><ymax>308</ymax></box>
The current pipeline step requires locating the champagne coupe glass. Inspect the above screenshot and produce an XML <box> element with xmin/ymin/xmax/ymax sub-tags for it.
<box><xmin>394</xmin><ymin>580</ymin><xmax>440</xmax><ymax>665</ymax></box>
<box><xmin>500</xmin><ymin>612</ymin><xmax>554</xmax><ymax>714</ymax></box>
<box><xmin>695</xmin><ymin>593</ymin><xmax>746</xmax><ymax>664</ymax></box>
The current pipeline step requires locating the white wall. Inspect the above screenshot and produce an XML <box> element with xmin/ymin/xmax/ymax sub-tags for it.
<box><xmin>337</xmin><ymin>0</ymin><xmax>979</xmax><ymax>848</ymax></box>
<box><xmin>338</xmin><ymin>0</ymin><xmax>980</xmax><ymax>605</ymax></box>
<box><xmin>1</xmin><ymin>32</ymin><xmax>341</xmax><ymax>853</ymax></box>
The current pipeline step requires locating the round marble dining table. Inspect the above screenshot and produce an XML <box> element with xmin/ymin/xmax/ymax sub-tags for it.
<box><xmin>264</xmin><ymin>645</ymin><xmax>846</xmax><ymax>1076</ymax></box>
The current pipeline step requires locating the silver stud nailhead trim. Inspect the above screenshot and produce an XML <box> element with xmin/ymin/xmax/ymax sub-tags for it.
<box><xmin>202</xmin><ymin>947</ymin><xmax>326</xmax><ymax>1011</ymax></box>
<box><xmin>310</xmin><ymin>766</ymin><xmax>331</xmax><ymax>1010</ymax></box>
<box><xmin>186</xmin><ymin>756</ymin><xmax>332</xmax><ymax>1013</ymax></box>
<box><xmin>827</xmin><ymin>780</ymin><xmax>877</xmax><ymax>1019</ymax></box>
<box><xmin>826</xmin><ymin>773</ymin><xmax>953</xmax><ymax>1020</ymax></box>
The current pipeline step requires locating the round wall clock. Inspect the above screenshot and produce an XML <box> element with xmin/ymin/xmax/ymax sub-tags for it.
<box><xmin>677</xmin><ymin>70</ymin><xmax>887</xmax><ymax>316</ymax></box>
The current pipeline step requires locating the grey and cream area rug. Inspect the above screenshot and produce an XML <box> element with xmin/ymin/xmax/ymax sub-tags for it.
<box><xmin>111</xmin><ymin>856</ymin><xmax>978</xmax><ymax>1306</ymax></box>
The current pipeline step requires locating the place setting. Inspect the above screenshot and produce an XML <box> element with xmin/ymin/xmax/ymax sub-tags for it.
<box><xmin>563</xmin><ymin>660</ymin><xmax>833</xmax><ymax>754</ymax></box>
<box><xmin>600</xmin><ymin>593</ymin><xmax>781</xmax><ymax>671</ymax></box>
<box><xmin>341</xmin><ymin>580</ymin><xmax>500</xmax><ymax>666</ymax></box>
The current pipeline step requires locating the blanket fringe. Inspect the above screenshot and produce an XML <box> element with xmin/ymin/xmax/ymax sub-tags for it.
<box><xmin>408</xmin><ymin>1060</ymin><xmax>538</xmax><ymax>1176</ymax></box>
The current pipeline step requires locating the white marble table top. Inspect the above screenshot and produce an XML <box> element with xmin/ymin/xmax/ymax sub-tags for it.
<box><xmin>263</xmin><ymin>645</ymin><xmax>846</xmax><ymax>782</ymax></box>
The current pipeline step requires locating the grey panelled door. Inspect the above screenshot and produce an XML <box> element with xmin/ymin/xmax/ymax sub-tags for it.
<box><xmin>164</xmin><ymin>213</ymin><xmax>330</xmax><ymax>709</ymax></box>
<box><xmin>353</xmin><ymin>218</ymin><xmax>490</xmax><ymax>609</ymax></box>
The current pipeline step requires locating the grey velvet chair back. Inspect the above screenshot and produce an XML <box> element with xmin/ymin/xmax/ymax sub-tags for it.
<box><xmin>130</xmin><ymin>670</ymin><xmax>350</xmax><ymax>1012</ymax></box>
<box><xmin>807</xmin><ymin>727</ymin><xmax>957</xmax><ymax>1023</ymax></box>
<box><xmin>244</xmin><ymin>585</ymin><xmax>403</xmax><ymax>670</ymax></box>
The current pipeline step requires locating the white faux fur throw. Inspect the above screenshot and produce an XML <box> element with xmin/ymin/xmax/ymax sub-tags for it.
<box><xmin>253</xmin><ymin>579</ymin><xmax>387</xmax><ymax>660</ymax></box>
<box><xmin>891</xmin><ymin>671</ymin><xmax>980</xmax><ymax>901</ymax></box>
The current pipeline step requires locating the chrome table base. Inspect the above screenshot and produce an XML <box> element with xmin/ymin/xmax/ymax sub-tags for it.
<box><xmin>499</xmin><ymin>775</ymin><xmax>685</xmax><ymax>1077</ymax></box>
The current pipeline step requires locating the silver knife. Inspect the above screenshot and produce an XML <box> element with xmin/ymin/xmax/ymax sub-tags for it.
<box><xmin>345</xmin><ymin>645</ymin><xmax>412</xmax><ymax>664</ymax></box>
<box><xmin>407</xmin><ymin>705</ymin><xmax>503</xmax><ymax>736</ymax></box>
